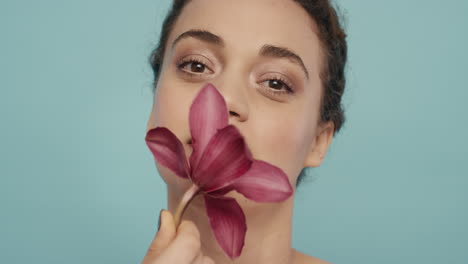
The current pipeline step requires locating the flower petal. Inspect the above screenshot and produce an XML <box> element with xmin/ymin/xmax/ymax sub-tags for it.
<box><xmin>145</xmin><ymin>127</ymin><xmax>190</xmax><ymax>179</ymax></box>
<box><xmin>220</xmin><ymin>160</ymin><xmax>294</xmax><ymax>202</ymax></box>
<box><xmin>189</xmin><ymin>83</ymin><xmax>229</xmax><ymax>169</ymax></box>
<box><xmin>192</xmin><ymin>125</ymin><xmax>252</xmax><ymax>192</ymax></box>
<box><xmin>204</xmin><ymin>195</ymin><xmax>246</xmax><ymax>259</ymax></box>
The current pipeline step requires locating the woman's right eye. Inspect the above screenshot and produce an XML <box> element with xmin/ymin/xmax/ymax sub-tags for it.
<box><xmin>177</xmin><ymin>59</ymin><xmax>212</xmax><ymax>75</ymax></box>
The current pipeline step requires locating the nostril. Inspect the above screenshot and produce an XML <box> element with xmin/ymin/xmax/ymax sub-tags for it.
<box><xmin>229</xmin><ymin>111</ymin><xmax>239</xmax><ymax>117</ymax></box>
<box><xmin>187</xmin><ymin>138</ymin><xmax>192</xmax><ymax>145</ymax></box>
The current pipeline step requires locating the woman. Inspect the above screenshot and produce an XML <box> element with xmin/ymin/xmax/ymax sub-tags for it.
<box><xmin>142</xmin><ymin>0</ymin><xmax>347</xmax><ymax>263</ymax></box>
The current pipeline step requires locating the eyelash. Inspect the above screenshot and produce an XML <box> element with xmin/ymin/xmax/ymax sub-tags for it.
<box><xmin>176</xmin><ymin>58</ymin><xmax>209</xmax><ymax>83</ymax></box>
<box><xmin>262</xmin><ymin>76</ymin><xmax>295</xmax><ymax>96</ymax></box>
<box><xmin>176</xmin><ymin>58</ymin><xmax>295</xmax><ymax>96</ymax></box>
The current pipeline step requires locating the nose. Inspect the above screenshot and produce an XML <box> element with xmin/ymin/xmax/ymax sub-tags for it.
<box><xmin>214</xmin><ymin>80</ymin><xmax>249</xmax><ymax>124</ymax></box>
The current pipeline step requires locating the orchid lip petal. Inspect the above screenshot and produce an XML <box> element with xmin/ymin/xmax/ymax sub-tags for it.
<box><xmin>204</xmin><ymin>195</ymin><xmax>246</xmax><ymax>259</ymax></box>
<box><xmin>145</xmin><ymin>127</ymin><xmax>190</xmax><ymax>179</ymax></box>
<box><xmin>191</xmin><ymin>125</ymin><xmax>253</xmax><ymax>192</ymax></box>
<box><xmin>215</xmin><ymin>160</ymin><xmax>293</xmax><ymax>202</ymax></box>
<box><xmin>189</xmin><ymin>83</ymin><xmax>229</xmax><ymax>171</ymax></box>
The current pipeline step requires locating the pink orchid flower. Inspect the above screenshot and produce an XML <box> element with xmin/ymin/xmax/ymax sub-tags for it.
<box><xmin>145</xmin><ymin>83</ymin><xmax>293</xmax><ymax>259</ymax></box>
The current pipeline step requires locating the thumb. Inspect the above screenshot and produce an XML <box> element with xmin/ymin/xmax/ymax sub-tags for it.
<box><xmin>144</xmin><ymin>210</ymin><xmax>176</xmax><ymax>260</ymax></box>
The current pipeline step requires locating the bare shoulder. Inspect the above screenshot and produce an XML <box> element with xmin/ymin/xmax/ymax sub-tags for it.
<box><xmin>293</xmin><ymin>249</ymin><xmax>333</xmax><ymax>264</ymax></box>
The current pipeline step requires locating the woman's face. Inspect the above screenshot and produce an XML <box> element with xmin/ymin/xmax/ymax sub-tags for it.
<box><xmin>147</xmin><ymin>0</ymin><xmax>334</xmax><ymax>195</ymax></box>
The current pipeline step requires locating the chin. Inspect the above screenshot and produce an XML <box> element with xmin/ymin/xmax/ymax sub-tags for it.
<box><xmin>156</xmin><ymin>164</ymin><xmax>192</xmax><ymax>195</ymax></box>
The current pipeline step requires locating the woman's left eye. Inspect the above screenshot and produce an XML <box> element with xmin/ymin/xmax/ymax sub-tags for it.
<box><xmin>260</xmin><ymin>77</ymin><xmax>295</xmax><ymax>96</ymax></box>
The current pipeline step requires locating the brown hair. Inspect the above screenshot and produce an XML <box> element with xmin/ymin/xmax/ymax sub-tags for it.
<box><xmin>148</xmin><ymin>0</ymin><xmax>348</xmax><ymax>185</ymax></box>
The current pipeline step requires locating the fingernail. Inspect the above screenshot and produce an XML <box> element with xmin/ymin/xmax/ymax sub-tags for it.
<box><xmin>157</xmin><ymin>209</ymin><xmax>163</xmax><ymax>231</ymax></box>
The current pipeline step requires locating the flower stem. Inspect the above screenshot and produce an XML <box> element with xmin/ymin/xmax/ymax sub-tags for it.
<box><xmin>174</xmin><ymin>184</ymin><xmax>200</xmax><ymax>228</ymax></box>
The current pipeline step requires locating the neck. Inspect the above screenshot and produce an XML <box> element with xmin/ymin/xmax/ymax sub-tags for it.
<box><xmin>167</xmin><ymin>185</ymin><xmax>297</xmax><ymax>264</ymax></box>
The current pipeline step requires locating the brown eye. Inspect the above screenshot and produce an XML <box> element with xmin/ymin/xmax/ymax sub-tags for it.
<box><xmin>177</xmin><ymin>59</ymin><xmax>210</xmax><ymax>74</ymax></box>
<box><xmin>264</xmin><ymin>78</ymin><xmax>294</xmax><ymax>93</ymax></box>
<box><xmin>259</xmin><ymin>75</ymin><xmax>295</xmax><ymax>99</ymax></box>
<box><xmin>268</xmin><ymin>79</ymin><xmax>286</xmax><ymax>90</ymax></box>
<box><xmin>190</xmin><ymin>62</ymin><xmax>205</xmax><ymax>73</ymax></box>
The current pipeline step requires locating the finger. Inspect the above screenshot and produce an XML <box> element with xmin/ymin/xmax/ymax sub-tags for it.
<box><xmin>157</xmin><ymin>220</ymin><xmax>201</xmax><ymax>263</ymax></box>
<box><xmin>144</xmin><ymin>210</ymin><xmax>176</xmax><ymax>260</ymax></box>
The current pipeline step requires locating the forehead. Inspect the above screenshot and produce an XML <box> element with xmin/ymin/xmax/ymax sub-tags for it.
<box><xmin>167</xmin><ymin>0</ymin><xmax>322</xmax><ymax>78</ymax></box>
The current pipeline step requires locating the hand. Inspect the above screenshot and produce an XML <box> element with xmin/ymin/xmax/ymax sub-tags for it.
<box><xmin>142</xmin><ymin>210</ymin><xmax>215</xmax><ymax>264</ymax></box>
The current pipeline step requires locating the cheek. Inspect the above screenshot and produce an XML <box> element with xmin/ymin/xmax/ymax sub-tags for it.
<box><xmin>153</xmin><ymin>81</ymin><xmax>192</xmax><ymax>136</ymax></box>
<box><xmin>150</xmin><ymin>80</ymin><xmax>196</xmax><ymax>189</ymax></box>
<box><xmin>250</xmin><ymin>106</ymin><xmax>317</xmax><ymax>183</ymax></box>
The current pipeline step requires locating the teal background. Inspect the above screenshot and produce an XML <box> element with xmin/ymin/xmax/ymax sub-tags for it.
<box><xmin>1</xmin><ymin>0</ymin><xmax>467</xmax><ymax>263</ymax></box>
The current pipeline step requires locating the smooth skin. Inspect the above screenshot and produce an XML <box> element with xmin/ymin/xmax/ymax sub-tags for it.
<box><xmin>144</xmin><ymin>0</ymin><xmax>335</xmax><ymax>263</ymax></box>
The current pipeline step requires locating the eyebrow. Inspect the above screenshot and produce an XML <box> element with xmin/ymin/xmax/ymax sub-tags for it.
<box><xmin>171</xmin><ymin>29</ymin><xmax>310</xmax><ymax>80</ymax></box>
<box><xmin>172</xmin><ymin>29</ymin><xmax>225</xmax><ymax>49</ymax></box>
<box><xmin>259</xmin><ymin>44</ymin><xmax>310</xmax><ymax>80</ymax></box>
